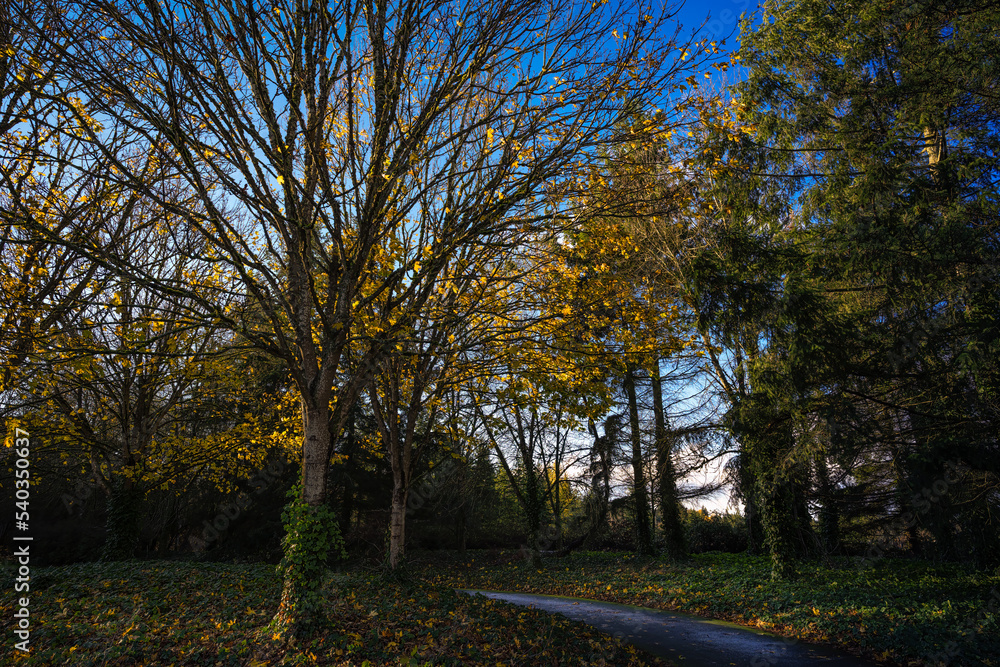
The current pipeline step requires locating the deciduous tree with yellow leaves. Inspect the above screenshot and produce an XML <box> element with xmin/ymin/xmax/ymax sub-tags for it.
<box><xmin>15</xmin><ymin>0</ymin><xmax>712</xmax><ymax>634</ymax></box>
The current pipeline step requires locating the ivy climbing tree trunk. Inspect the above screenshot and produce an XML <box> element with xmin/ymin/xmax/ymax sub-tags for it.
<box><xmin>101</xmin><ymin>478</ymin><xmax>143</xmax><ymax>561</ymax></box>
<box><xmin>651</xmin><ymin>363</ymin><xmax>685</xmax><ymax>559</ymax></box>
<box><xmin>624</xmin><ymin>366</ymin><xmax>655</xmax><ymax>555</ymax></box>
<box><xmin>739</xmin><ymin>397</ymin><xmax>798</xmax><ymax>580</ymax></box>
<box><xmin>272</xmin><ymin>399</ymin><xmax>343</xmax><ymax>638</ymax></box>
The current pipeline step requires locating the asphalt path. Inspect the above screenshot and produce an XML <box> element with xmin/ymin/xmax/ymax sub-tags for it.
<box><xmin>460</xmin><ymin>590</ymin><xmax>880</xmax><ymax>667</ymax></box>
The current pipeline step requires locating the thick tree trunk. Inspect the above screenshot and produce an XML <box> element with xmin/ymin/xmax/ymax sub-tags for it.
<box><xmin>651</xmin><ymin>364</ymin><xmax>685</xmax><ymax>559</ymax></box>
<box><xmin>759</xmin><ymin>472</ymin><xmax>798</xmax><ymax>580</ymax></box>
<box><xmin>101</xmin><ymin>477</ymin><xmax>143</xmax><ymax>561</ymax></box>
<box><xmin>624</xmin><ymin>367</ymin><xmax>654</xmax><ymax>555</ymax></box>
<box><xmin>272</xmin><ymin>401</ymin><xmax>333</xmax><ymax>638</ymax></box>
<box><xmin>735</xmin><ymin>396</ymin><xmax>797</xmax><ymax>579</ymax></box>
<box><xmin>301</xmin><ymin>406</ymin><xmax>330</xmax><ymax>506</ymax></box>
<box><xmin>751</xmin><ymin>420</ymin><xmax>797</xmax><ymax>580</ymax></box>
<box><xmin>388</xmin><ymin>478</ymin><xmax>408</xmax><ymax>569</ymax></box>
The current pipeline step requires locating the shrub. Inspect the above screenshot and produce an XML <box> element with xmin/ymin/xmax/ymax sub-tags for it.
<box><xmin>681</xmin><ymin>508</ymin><xmax>747</xmax><ymax>553</ymax></box>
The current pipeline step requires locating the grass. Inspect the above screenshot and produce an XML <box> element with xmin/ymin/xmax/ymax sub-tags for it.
<box><xmin>0</xmin><ymin>559</ymin><xmax>671</xmax><ymax>666</ymax></box>
<box><xmin>414</xmin><ymin>550</ymin><xmax>1000</xmax><ymax>666</ymax></box>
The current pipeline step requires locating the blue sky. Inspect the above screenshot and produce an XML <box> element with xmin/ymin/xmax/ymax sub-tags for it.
<box><xmin>673</xmin><ymin>0</ymin><xmax>761</xmax><ymax>49</ymax></box>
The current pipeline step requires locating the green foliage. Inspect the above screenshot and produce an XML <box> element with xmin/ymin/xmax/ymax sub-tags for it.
<box><xmin>0</xmin><ymin>560</ymin><xmax>667</xmax><ymax>666</ymax></box>
<box><xmin>681</xmin><ymin>508</ymin><xmax>747</xmax><ymax>554</ymax></box>
<box><xmin>472</xmin><ymin>469</ymin><xmax>527</xmax><ymax>547</ymax></box>
<box><xmin>705</xmin><ymin>0</ymin><xmax>1000</xmax><ymax>576</ymax></box>
<box><xmin>272</xmin><ymin>484</ymin><xmax>348</xmax><ymax>635</ymax></box>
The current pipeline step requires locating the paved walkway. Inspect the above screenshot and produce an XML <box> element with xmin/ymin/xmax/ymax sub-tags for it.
<box><xmin>461</xmin><ymin>590</ymin><xmax>880</xmax><ymax>666</ymax></box>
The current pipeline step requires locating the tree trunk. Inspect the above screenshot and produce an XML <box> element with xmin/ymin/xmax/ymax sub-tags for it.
<box><xmin>651</xmin><ymin>363</ymin><xmax>685</xmax><ymax>559</ymax></box>
<box><xmin>301</xmin><ymin>405</ymin><xmax>330</xmax><ymax>507</ymax></box>
<box><xmin>624</xmin><ymin>367</ymin><xmax>654</xmax><ymax>555</ymax></box>
<box><xmin>924</xmin><ymin>125</ymin><xmax>949</xmax><ymax>191</ymax></box>
<box><xmin>759</xmin><ymin>472</ymin><xmax>798</xmax><ymax>580</ymax></box>
<box><xmin>388</xmin><ymin>477</ymin><xmax>408</xmax><ymax>569</ymax></box>
<box><xmin>553</xmin><ymin>456</ymin><xmax>564</xmax><ymax>550</ymax></box>
<box><xmin>750</xmin><ymin>420</ymin><xmax>797</xmax><ymax>580</ymax></box>
<box><xmin>272</xmin><ymin>400</ymin><xmax>334</xmax><ymax>638</ymax></box>
<box><xmin>736</xmin><ymin>396</ymin><xmax>796</xmax><ymax>579</ymax></box>
<box><xmin>740</xmin><ymin>452</ymin><xmax>765</xmax><ymax>554</ymax></box>
<box><xmin>101</xmin><ymin>477</ymin><xmax>143</xmax><ymax>561</ymax></box>
<box><xmin>523</xmin><ymin>465</ymin><xmax>544</xmax><ymax>567</ymax></box>
<box><xmin>815</xmin><ymin>454</ymin><xmax>840</xmax><ymax>555</ymax></box>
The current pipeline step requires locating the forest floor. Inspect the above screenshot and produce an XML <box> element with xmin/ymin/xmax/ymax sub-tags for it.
<box><xmin>0</xmin><ymin>559</ymin><xmax>670</xmax><ymax>666</ymax></box>
<box><xmin>2</xmin><ymin>552</ymin><xmax>997</xmax><ymax>666</ymax></box>
<box><xmin>414</xmin><ymin>550</ymin><xmax>1000</xmax><ymax>667</ymax></box>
